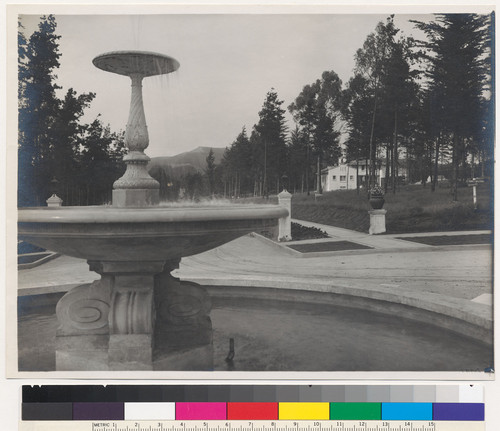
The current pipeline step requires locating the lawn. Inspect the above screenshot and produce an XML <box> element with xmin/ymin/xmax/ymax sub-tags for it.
<box><xmin>291</xmin><ymin>183</ymin><xmax>493</xmax><ymax>234</ymax></box>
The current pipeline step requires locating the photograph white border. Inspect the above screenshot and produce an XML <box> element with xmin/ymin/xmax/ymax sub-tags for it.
<box><xmin>2</xmin><ymin>2</ymin><xmax>497</xmax><ymax>383</ymax></box>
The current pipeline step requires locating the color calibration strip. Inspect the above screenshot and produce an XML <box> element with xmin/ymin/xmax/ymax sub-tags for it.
<box><xmin>22</xmin><ymin>401</ymin><xmax>484</xmax><ymax>421</ymax></box>
<box><xmin>21</xmin><ymin>385</ymin><xmax>484</xmax><ymax>423</ymax></box>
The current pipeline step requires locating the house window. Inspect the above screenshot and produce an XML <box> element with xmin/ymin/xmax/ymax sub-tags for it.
<box><xmin>340</xmin><ymin>175</ymin><xmax>346</xmax><ymax>181</ymax></box>
<box><xmin>350</xmin><ymin>175</ymin><xmax>354</xmax><ymax>180</ymax></box>
<box><xmin>332</xmin><ymin>175</ymin><xmax>336</xmax><ymax>180</ymax></box>
<box><xmin>361</xmin><ymin>165</ymin><xmax>365</xmax><ymax>171</ymax></box>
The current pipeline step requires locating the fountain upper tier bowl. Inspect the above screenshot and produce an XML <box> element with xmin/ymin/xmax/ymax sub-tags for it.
<box><xmin>18</xmin><ymin>204</ymin><xmax>287</xmax><ymax>262</ymax></box>
<box><xmin>92</xmin><ymin>50</ymin><xmax>180</xmax><ymax>77</ymax></box>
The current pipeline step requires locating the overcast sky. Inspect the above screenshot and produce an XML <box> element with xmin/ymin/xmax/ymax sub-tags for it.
<box><xmin>20</xmin><ymin>13</ymin><xmax>434</xmax><ymax>157</ymax></box>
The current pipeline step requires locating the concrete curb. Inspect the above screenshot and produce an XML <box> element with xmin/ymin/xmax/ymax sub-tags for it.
<box><xmin>250</xmin><ymin>230</ymin><xmax>491</xmax><ymax>258</ymax></box>
<box><xmin>18</xmin><ymin>252</ymin><xmax>60</xmax><ymax>270</ymax></box>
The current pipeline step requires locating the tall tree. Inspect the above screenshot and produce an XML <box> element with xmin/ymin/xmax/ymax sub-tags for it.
<box><xmin>76</xmin><ymin>118</ymin><xmax>125</xmax><ymax>205</ymax></box>
<box><xmin>353</xmin><ymin>16</ymin><xmax>419</xmax><ymax>193</ymax></box>
<box><xmin>354</xmin><ymin>17</ymin><xmax>395</xmax><ymax>190</ymax></box>
<box><xmin>287</xmin><ymin>126</ymin><xmax>309</xmax><ymax>193</ymax></box>
<box><xmin>220</xmin><ymin>127</ymin><xmax>253</xmax><ymax>197</ymax></box>
<box><xmin>341</xmin><ymin>73</ymin><xmax>373</xmax><ymax>192</ymax></box>
<box><xmin>18</xmin><ymin>15</ymin><xmax>61</xmax><ymax>206</ymax></box>
<box><xmin>412</xmin><ymin>13</ymin><xmax>492</xmax><ymax>200</ymax></box>
<box><xmin>18</xmin><ymin>15</ymin><xmax>128</xmax><ymax>206</ymax></box>
<box><xmin>50</xmin><ymin>88</ymin><xmax>95</xmax><ymax>202</ymax></box>
<box><xmin>289</xmin><ymin>71</ymin><xmax>342</xmax><ymax>194</ymax></box>
<box><xmin>205</xmin><ymin>148</ymin><xmax>216</xmax><ymax>196</ymax></box>
<box><xmin>254</xmin><ymin>89</ymin><xmax>288</xmax><ymax>196</ymax></box>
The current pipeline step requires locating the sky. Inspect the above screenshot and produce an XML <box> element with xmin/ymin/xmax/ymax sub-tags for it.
<box><xmin>19</xmin><ymin>13</ymin><xmax>436</xmax><ymax>158</ymax></box>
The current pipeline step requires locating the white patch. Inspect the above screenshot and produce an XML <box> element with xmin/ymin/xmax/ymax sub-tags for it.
<box><xmin>471</xmin><ymin>293</ymin><xmax>493</xmax><ymax>305</ymax></box>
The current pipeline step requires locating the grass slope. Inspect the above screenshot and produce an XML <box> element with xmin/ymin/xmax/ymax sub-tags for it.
<box><xmin>292</xmin><ymin>183</ymin><xmax>493</xmax><ymax>234</ymax></box>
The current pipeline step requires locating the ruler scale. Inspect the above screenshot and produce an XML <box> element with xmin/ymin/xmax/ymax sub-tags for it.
<box><xmin>18</xmin><ymin>420</ymin><xmax>485</xmax><ymax>431</ymax></box>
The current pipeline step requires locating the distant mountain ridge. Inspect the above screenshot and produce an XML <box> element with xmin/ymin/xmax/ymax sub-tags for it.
<box><xmin>148</xmin><ymin>146</ymin><xmax>226</xmax><ymax>176</ymax></box>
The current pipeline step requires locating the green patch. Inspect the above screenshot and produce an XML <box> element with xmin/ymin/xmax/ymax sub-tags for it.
<box><xmin>330</xmin><ymin>402</ymin><xmax>381</xmax><ymax>420</ymax></box>
<box><xmin>288</xmin><ymin>240</ymin><xmax>372</xmax><ymax>253</ymax></box>
<box><xmin>397</xmin><ymin>234</ymin><xmax>492</xmax><ymax>246</ymax></box>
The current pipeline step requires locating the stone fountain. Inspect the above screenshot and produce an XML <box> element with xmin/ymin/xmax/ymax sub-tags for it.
<box><xmin>18</xmin><ymin>51</ymin><xmax>288</xmax><ymax>371</ymax></box>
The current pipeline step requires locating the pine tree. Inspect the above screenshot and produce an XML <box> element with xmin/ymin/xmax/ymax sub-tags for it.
<box><xmin>18</xmin><ymin>15</ymin><xmax>61</xmax><ymax>206</ymax></box>
<box><xmin>254</xmin><ymin>89</ymin><xmax>288</xmax><ymax>196</ymax></box>
<box><xmin>205</xmin><ymin>148</ymin><xmax>216</xmax><ymax>196</ymax></box>
<box><xmin>18</xmin><ymin>15</ymin><xmax>127</xmax><ymax>206</ymax></box>
<box><xmin>412</xmin><ymin>13</ymin><xmax>492</xmax><ymax>200</ymax></box>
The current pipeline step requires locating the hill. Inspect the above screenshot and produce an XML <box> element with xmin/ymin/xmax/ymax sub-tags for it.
<box><xmin>148</xmin><ymin>146</ymin><xmax>226</xmax><ymax>176</ymax></box>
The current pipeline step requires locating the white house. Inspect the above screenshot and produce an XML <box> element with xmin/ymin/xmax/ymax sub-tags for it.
<box><xmin>321</xmin><ymin>159</ymin><xmax>407</xmax><ymax>192</ymax></box>
<box><xmin>321</xmin><ymin>163</ymin><xmax>359</xmax><ymax>191</ymax></box>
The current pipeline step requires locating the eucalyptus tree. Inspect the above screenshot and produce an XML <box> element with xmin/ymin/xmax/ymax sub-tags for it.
<box><xmin>353</xmin><ymin>15</ymin><xmax>418</xmax><ymax>193</ymax></box>
<box><xmin>340</xmin><ymin>74</ymin><xmax>373</xmax><ymax>193</ymax></box>
<box><xmin>354</xmin><ymin>17</ymin><xmax>396</xmax><ymax>189</ymax></box>
<box><xmin>289</xmin><ymin>71</ymin><xmax>342</xmax><ymax>194</ymax></box>
<box><xmin>287</xmin><ymin>126</ymin><xmax>309</xmax><ymax>193</ymax></box>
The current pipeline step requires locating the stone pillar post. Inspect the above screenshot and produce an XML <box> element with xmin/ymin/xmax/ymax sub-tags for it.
<box><xmin>369</xmin><ymin>209</ymin><xmax>387</xmax><ymax>235</ymax></box>
<box><xmin>46</xmin><ymin>194</ymin><xmax>63</xmax><ymax>207</ymax></box>
<box><xmin>278</xmin><ymin>190</ymin><xmax>292</xmax><ymax>241</ymax></box>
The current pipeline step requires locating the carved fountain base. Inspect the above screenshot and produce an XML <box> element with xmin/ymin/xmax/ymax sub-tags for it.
<box><xmin>55</xmin><ymin>259</ymin><xmax>213</xmax><ymax>371</ymax></box>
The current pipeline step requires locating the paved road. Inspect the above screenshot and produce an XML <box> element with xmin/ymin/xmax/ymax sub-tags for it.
<box><xmin>178</xmin><ymin>232</ymin><xmax>492</xmax><ymax>302</ymax></box>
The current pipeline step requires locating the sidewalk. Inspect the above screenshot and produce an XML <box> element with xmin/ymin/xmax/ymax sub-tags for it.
<box><xmin>290</xmin><ymin>218</ymin><xmax>492</xmax><ymax>251</ymax></box>
<box><xmin>18</xmin><ymin>221</ymin><xmax>492</xmax><ymax>299</ymax></box>
<box><xmin>17</xmin><ymin>255</ymin><xmax>100</xmax><ymax>295</ymax></box>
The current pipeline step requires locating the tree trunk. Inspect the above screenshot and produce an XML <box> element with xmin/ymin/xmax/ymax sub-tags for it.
<box><xmin>306</xmin><ymin>140</ymin><xmax>310</xmax><ymax>196</ymax></box>
<box><xmin>368</xmin><ymin>96</ymin><xmax>378</xmax><ymax>192</ymax></box>
<box><xmin>356</xmin><ymin>160</ymin><xmax>359</xmax><ymax>195</ymax></box>
<box><xmin>384</xmin><ymin>144</ymin><xmax>390</xmax><ymax>193</ymax></box>
<box><xmin>316</xmin><ymin>155</ymin><xmax>322</xmax><ymax>194</ymax></box>
<box><xmin>392</xmin><ymin>107</ymin><xmax>397</xmax><ymax>194</ymax></box>
<box><xmin>365</xmin><ymin>157</ymin><xmax>369</xmax><ymax>196</ymax></box>
<box><xmin>471</xmin><ymin>152</ymin><xmax>475</xmax><ymax>179</ymax></box>
<box><xmin>452</xmin><ymin>134</ymin><xmax>458</xmax><ymax>201</ymax></box>
<box><xmin>481</xmin><ymin>150</ymin><xmax>485</xmax><ymax>177</ymax></box>
<box><xmin>461</xmin><ymin>139</ymin><xmax>468</xmax><ymax>183</ymax></box>
<box><xmin>432</xmin><ymin>136</ymin><xmax>440</xmax><ymax>192</ymax></box>
<box><xmin>263</xmin><ymin>141</ymin><xmax>268</xmax><ymax>198</ymax></box>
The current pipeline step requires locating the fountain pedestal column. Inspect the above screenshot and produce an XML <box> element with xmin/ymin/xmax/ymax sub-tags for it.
<box><xmin>112</xmin><ymin>73</ymin><xmax>160</xmax><ymax>207</ymax></box>
<box><xmin>55</xmin><ymin>260</ymin><xmax>165</xmax><ymax>370</ymax></box>
<box><xmin>54</xmin><ymin>258</ymin><xmax>214</xmax><ymax>371</ymax></box>
<box><xmin>93</xmin><ymin>260</ymin><xmax>164</xmax><ymax>370</ymax></box>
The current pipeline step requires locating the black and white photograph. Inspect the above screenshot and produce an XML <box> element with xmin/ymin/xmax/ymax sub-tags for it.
<box><xmin>10</xmin><ymin>6</ymin><xmax>494</xmax><ymax>375</ymax></box>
